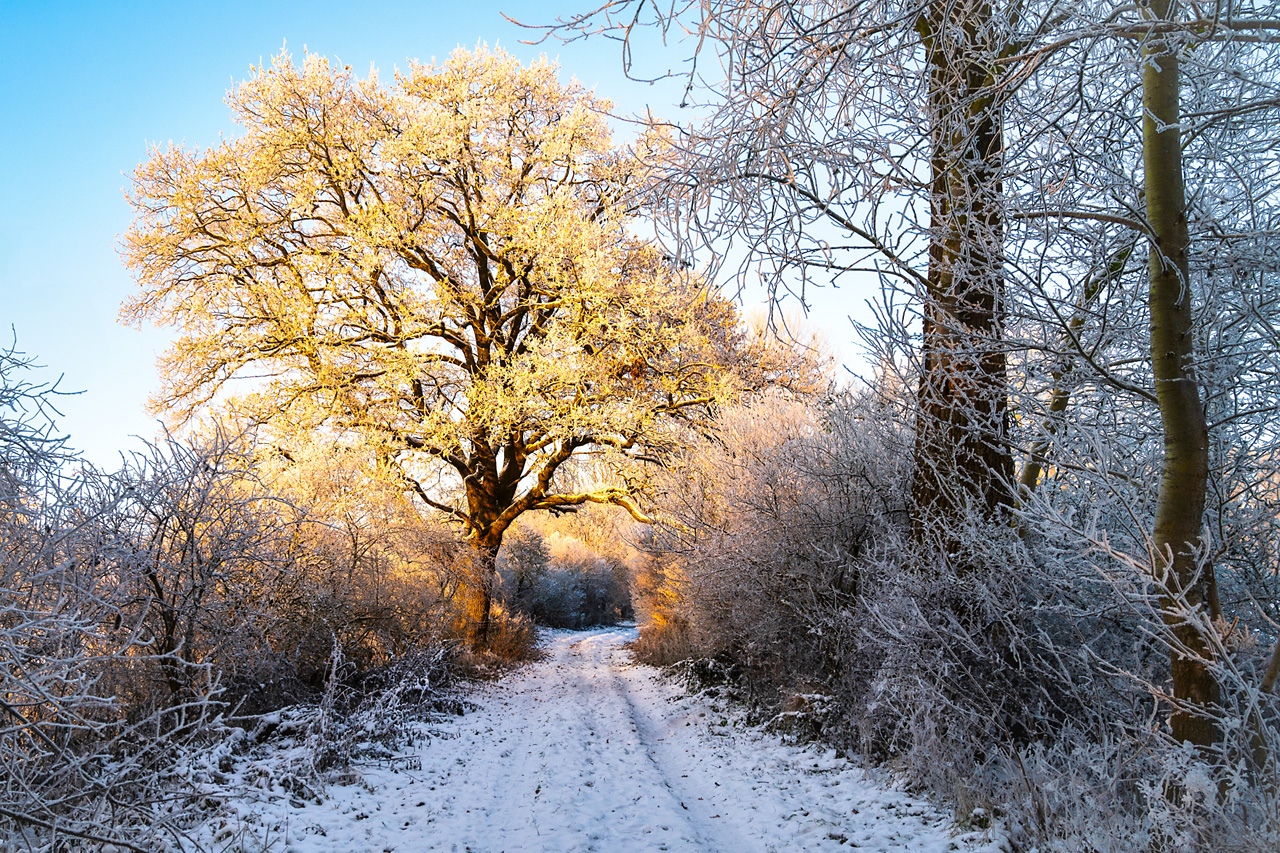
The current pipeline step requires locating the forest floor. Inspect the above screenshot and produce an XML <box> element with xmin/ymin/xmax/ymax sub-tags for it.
<box><xmin>200</xmin><ymin>626</ymin><xmax>1006</xmax><ymax>852</ymax></box>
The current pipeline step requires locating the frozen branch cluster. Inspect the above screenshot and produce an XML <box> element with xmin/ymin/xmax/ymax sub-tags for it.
<box><xmin>636</xmin><ymin>384</ymin><xmax>1278</xmax><ymax>850</ymax></box>
<box><xmin>0</xmin><ymin>351</ymin><xmax>484</xmax><ymax>849</ymax></box>
<box><xmin>545</xmin><ymin>1</ymin><xmax>1280</xmax><ymax>849</ymax></box>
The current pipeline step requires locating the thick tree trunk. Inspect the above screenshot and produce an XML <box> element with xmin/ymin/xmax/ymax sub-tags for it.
<box><xmin>473</xmin><ymin>540</ymin><xmax>500</xmax><ymax>648</ymax></box>
<box><xmin>1142</xmin><ymin>0</ymin><xmax>1221</xmax><ymax>749</ymax></box>
<box><xmin>464</xmin><ymin>443</ymin><xmax>516</xmax><ymax>650</ymax></box>
<box><xmin>912</xmin><ymin>2</ymin><xmax>1013</xmax><ymax>547</ymax></box>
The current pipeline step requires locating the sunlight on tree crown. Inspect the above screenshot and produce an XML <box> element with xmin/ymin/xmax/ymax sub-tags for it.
<box><xmin>122</xmin><ymin>45</ymin><xmax>816</xmax><ymax>545</ymax></box>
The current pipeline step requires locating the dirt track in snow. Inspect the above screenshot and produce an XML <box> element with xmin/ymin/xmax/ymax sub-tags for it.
<box><xmin>210</xmin><ymin>626</ymin><xmax>1003</xmax><ymax>852</ymax></box>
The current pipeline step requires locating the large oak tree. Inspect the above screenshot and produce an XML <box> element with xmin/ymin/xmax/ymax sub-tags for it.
<box><xmin>124</xmin><ymin>48</ymin><xmax>798</xmax><ymax>643</ymax></box>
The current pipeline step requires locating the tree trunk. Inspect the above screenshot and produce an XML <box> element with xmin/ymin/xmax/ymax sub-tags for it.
<box><xmin>912</xmin><ymin>2</ymin><xmax>1014</xmax><ymax>548</ymax></box>
<box><xmin>1017</xmin><ymin>245</ymin><xmax>1130</xmax><ymax>502</ymax></box>
<box><xmin>472</xmin><ymin>538</ymin><xmax>501</xmax><ymax>649</ymax></box>
<box><xmin>463</xmin><ymin>446</ymin><xmax>515</xmax><ymax>651</ymax></box>
<box><xmin>1142</xmin><ymin>0</ymin><xmax>1221</xmax><ymax>749</ymax></box>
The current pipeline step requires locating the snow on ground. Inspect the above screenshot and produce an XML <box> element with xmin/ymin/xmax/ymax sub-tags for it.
<box><xmin>201</xmin><ymin>626</ymin><xmax>1005</xmax><ymax>852</ymax></box>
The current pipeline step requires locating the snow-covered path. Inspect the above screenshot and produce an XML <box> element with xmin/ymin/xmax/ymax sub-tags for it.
<box><xmin>219</xmin><ymin>627</ymin><xmax>1002</xmax><ymax>852</ymax></box>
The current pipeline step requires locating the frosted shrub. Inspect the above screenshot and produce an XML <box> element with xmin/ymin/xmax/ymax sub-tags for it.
<box><xmin>0</xmin><ymin>350</ymin><xmax>220</xmax><ymax>848</ymax></box>
<box><xmin>0</xmin><ymin>387</ymin><xmax>477</xmax><ymax>847</ymax></box>
<box><xmin>849</xmin><ymin>522</ymin><xmax>1138</xmax><ymax>784</ymax></box>
<box><xmin>645</xmin><ymin>388</ymin><xmax>908</xmax><ymax>708</ymax></box>
<box><xmin>645</xmin><ymin>381</ymin><xmax>1280</xmax><ymax>851</ymax></box>
<box><xmin>0</xmin><ymin>502</ymin><xmax>215</xmax><ymax>849</ymax></box>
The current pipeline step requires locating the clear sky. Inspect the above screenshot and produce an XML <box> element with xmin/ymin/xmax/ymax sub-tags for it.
<box><xmin>1</xmin><ymin>0</ymin><xmax>869</xmax><ymax>466</ymax></box>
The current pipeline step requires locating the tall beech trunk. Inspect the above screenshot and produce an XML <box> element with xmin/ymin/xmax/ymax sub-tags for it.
<box><xmin>912</xmin><ymin>1</ymin><xmax>1014</xmax><ymax>546</ymax></box>
<box><xmin>1142</xmin><ymin>0</ymin><xmax>1221</xmax><ymax>749</ymax></box>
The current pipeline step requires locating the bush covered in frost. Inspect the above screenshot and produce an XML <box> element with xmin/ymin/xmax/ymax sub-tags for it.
<box><xmin>0</xmin><ymin>346</ymin><xmax>480</xmax><ymax>850</ymax></box>
<box><xmin>639</xmin><ymin>387</ymin><xmax>1280</xmax><ymax>852</ymax></box>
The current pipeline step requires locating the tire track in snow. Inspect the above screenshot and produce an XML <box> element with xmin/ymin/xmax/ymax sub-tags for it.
<box><xmin>203</xmin><ymin>627</ymin><xmax>1005</xmax><ymax>853</ymax></box>
<box><xmin>569</xmin><ymin>629</ymin><xmax>730</xmax><ymax>852</ymax></box>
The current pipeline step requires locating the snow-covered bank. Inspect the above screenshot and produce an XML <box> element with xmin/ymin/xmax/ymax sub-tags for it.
<box><xmin>197</xmin><ymin>627</ymin><xmax>1005</xmax><ymax>852</ymax></box>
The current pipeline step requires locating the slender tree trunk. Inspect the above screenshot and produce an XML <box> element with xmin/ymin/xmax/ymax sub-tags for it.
<box><xmin>1142</xmin><ymin>0</ymin><xmax>1221</xmax><ymax>749</ymax></box>
<box><xmin>1250</xmin><ymin>636</ymin><xmax>1280</xmax><ymax>779</ymax></box>
<box><xmin>1017</xmin><ymin>382</ymin><xmax>1072</xmax><ymax>501</ymax></box>
<box><xmin>1017</xmin><ymin>245</ymin><xmax>1131</xmax><ymax>501</ymax></box>
<box><xmin>912</xmin><ymin>2</ymin><xmax>1013</xmax><ymax>547</ymax></box>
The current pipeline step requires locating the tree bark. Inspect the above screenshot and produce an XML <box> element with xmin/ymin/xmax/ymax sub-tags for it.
<box><xmin>1142</xmin><ymin>0</ymin><xmax>1221</xmax><ymax>749</ymax></box>
<box><xmin>473</xmin><ymin>539</ymin><xmax>501</xmax><ymax>649</ymax></box>
<box><xmin>912</xmin><ymin>1</ymin><xmax>1014</xmax><ymax>547</ymax></box>
<box><xmin>462</xmin><ymin>432</ymin><xmax>519</xmax><ymax>650</ymax></box>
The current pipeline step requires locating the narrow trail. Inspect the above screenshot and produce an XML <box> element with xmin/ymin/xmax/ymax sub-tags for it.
<box><xmin>218</xmin><ymin>627</ymin><xmax>1002</xmax><ymax>852</ymax></box>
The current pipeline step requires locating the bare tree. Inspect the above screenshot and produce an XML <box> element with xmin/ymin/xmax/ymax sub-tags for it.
<box><xmin>545</xmin><ymin>0</ymin><xmax>1280</xmax><ymax>756</ymax></box>
<box><xmin>998</xmin><ymin>0</ymin><xmax>1280</xmax><ymax>753</ymax></box>
<box><xmin>529</xmin><ymin>1</ymin><xmax>1100</xmax><ymax>542</ymax></box>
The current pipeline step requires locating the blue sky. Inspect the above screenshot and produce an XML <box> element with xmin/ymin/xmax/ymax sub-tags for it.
<box><xmin>1</xmin><ymin>0</ymin><xmax>867</xmax><ymax>466</ymax></box>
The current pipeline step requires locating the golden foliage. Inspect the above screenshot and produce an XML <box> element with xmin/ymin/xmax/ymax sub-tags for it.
<box><xmin>123</xmin><ymin>47</ymin><xmax>808</xmax><ymax>550</ymax></box>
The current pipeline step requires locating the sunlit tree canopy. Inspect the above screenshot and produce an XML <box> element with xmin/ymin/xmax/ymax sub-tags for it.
<box><xmin>122</xmin><ymin>46</ymin><xmax>810</xmax><ymax>630</ymax></box>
